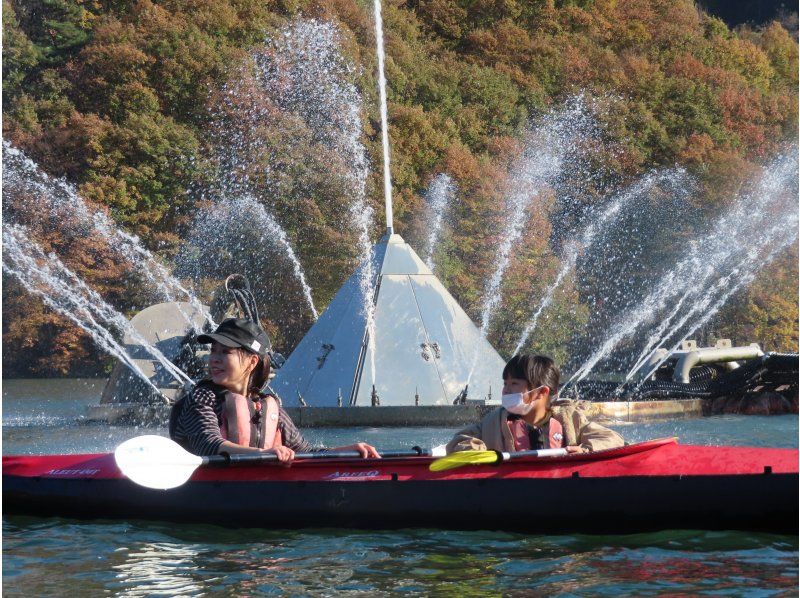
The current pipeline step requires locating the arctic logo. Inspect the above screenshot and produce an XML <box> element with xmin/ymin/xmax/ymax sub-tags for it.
<box><xmin>325</xmin><ymin>470</ymin><xmax>380</xmax><ymax>480</ymax></box>
<box><xmin>46</xmin><ymin>468</ymin><xmax>100</xmax><ymax>476</ymax></box>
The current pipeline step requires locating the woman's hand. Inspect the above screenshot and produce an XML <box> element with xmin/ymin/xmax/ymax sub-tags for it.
<box><xmin>334</xmin><ymin>443</ymin><xmax>381</xmax><ymax>458</ymax></box>
<box><xmin>264</xmin><ymin>445</ymin><xmax>295</xmax><ymax>463</ymax></box>
<box><xmin>565</xmin><ymin>445</ymin><xmax>588</xmax><ymax>454</ymax></box>
<box><xmin>356</xmin><ymin>442</ymin><xmax>381</xmax><ymax>458</ymax></box>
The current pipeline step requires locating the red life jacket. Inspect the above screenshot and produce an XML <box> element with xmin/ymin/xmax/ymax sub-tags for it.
<box><xmin>507</xmin><ymin>415</ymin><xmax>566</xmax><ymax>451</ymax></box>
<box><xmin>507</xmin><ymin>418</ymin><xmax>532</xmax><ymax>450</ymax></box>
<box><xmin>221</xmin><ymin>392</ymin><xmax>282</xmax><ymax>449</ymax></box>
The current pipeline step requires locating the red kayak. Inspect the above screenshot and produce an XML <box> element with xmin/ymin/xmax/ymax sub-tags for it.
<box><xmin>3</xmin><ymin>439</ymin><xmax>797</xmax><ymax>533</ymax></box>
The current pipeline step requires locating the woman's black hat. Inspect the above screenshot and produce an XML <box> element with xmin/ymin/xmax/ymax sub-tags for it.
<box><xmin>197</xmin><ymin>318</ymin><xmax>271</xmax><ymax>357</ymax></box>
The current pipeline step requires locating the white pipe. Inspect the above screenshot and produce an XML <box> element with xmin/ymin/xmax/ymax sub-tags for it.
<box><xmin>673</xmin><ymin>344</ymin><xmax>763</xmax><ymax>383</ymax></box>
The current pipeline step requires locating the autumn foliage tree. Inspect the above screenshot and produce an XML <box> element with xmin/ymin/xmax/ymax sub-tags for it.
<box><xmin>2</xmin><ymin>0</ymin><xmax>797</xmax><ymax>376</ymax></box>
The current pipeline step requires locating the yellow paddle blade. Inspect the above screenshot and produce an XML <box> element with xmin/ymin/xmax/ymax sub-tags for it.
<box><xmin>429</xmin><ymin>450</ymin><xmax>499</xmax><ymax>472</ymax></box>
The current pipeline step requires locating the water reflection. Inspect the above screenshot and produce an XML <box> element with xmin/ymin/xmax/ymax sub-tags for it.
<box><xmin>581</xmin><ymin>548</ymin><xmax>799</xmax><ymax>594</ymax></box>
<box><xmin>3</xmin><ymin>519</ymin><xmax>797</xmax><ymax>595</ymax></box>
<box><xmin>110</xmin><ymin>542</ymin><xmax>204</xmax><ymax>596</ymax></box>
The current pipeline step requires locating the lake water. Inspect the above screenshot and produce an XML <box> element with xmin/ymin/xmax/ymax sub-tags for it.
<box><xmin>3</xmin><ymin>379</ymin><xmax>798</xmax><ymax>595</ymax></box>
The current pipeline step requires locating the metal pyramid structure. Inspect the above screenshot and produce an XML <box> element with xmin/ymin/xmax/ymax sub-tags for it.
<box><xmin>271</xmin><ymin>233</ymin><xmax>505</xmax><ymax>407</ymax></box>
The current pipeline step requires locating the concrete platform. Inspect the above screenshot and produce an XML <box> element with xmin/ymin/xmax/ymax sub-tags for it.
<box><xmin>284</xmin><ymin>399</ymin><xmax>705</xmax><ymax>426</ymax></box>
<box><xmin>283</xmin><ymin>405</ymin><xmax>491</xmax><ymax>427</ymax></box>
<box><xmin>588</xmin><ymin>398</ymin><xmax>705</xmax><ymax>422</ymax></box>
<box><xmin>85</xmin><ymin>399</ymin><xmax>705</xmax><ymax>427</ymax></box>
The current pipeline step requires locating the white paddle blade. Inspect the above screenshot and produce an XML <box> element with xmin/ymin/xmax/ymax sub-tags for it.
<box><xmin>114</xmin><ymin>435</ymin><xmax>203</xmax><ymax>490</ymax></box>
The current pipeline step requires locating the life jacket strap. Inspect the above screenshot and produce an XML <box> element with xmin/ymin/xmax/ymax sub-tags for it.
<box><xmin>222</xmin><ymin>392</ymin><xmax>251</xmax><ymax>445</ymax></box>
<box><xmin>549</xmin><ymin>417</ymin><xmax>565</xmax><ymax>448</ymax></box>
<box><xmin>260</xmin><ymin>396</ymin><xmax>281</xmax><ymax>449</ymax></box>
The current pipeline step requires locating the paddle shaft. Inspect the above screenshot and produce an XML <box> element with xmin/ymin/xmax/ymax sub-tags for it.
<box><xmin>205</xmin><ymin>448</ymin><xmax>428</xmax><ymax>467</ymax></box>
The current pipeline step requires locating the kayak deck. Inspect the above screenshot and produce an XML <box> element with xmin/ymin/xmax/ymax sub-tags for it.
<box><xmin>4</xmin><ymin>440</ymin><xmax>798</xmax><ymax>533</ymax></box>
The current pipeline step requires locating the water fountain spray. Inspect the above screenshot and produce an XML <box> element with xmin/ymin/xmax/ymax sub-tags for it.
<box><xmin>265</xmin><ymin>17</ymin><xmax>387</xmax><ymax>380</ymax></box>
<box><xmin>198</xmin><ymin>27</ymin><xmax>347</xmax><ymax>321</ymax></box>
<box><xmin>180</xmin><ymin>195</ymin><xmax>319</xmax><ymax>320</ymax></box>
<box><xmin>638</xmin><ymin>229</ymin><xmax>798</xmax><ymax>384</ymax></box>
<box><xmin>629</xmin><ymin>182</ymin><xmax>800</xmax><ymax>382</ymax></box>
<box><xmin>3</xmin><ymin>141</ymin><xmax>212</xmax><ymax>332</ymax></box>
<box><xmin>423</xmin><ymin>174</ymin><xmax>456</xmax><ymax>270</ymax></box>
<box><xmin>464</xmin><ymin>97</ymin><xmax>599</xmax><ymax>383</ymax></box>
<box><xmin>2</xmin><ymin>224</ymin><xmax>193</xmax><ymax>392</ymax></box>
<box><xmin>563</xmin><ymin>149</ymin><xmax>799</xmax><ymax>388</ymax></box>
<box><xmin>257</xmin><ymin>20</ymin><xmax>380</xmax><ymax>357</ymax></box>
<box><xmin>512</xmin><ymin>168</ymin><xmax>689</xmax><ymax>355</ymax></box>
<box><xmin>374</xmin><ymin>0</ymin><xmax>394</xmax><ymax>234</ymax></box>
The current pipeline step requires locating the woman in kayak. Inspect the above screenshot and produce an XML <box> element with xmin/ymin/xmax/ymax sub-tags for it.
<box><xmin>446</xmin><ymin>354</ymin><xmax>624</xmax><ymax>454</ymax></box>
<box><xmin>170</xmin><ymin>317</ymin><xmax>380</xmax><ymax>462</ymax></box>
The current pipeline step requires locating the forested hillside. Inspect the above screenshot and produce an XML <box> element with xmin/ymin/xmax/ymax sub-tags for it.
<box><xmin>3</xmin><ymin>0</ymin><xmax>797</xmax><ymax>376</ymax></box>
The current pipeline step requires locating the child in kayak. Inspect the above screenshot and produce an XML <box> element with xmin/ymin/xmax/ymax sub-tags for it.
<box><xmin>446</xmin><ymin>354</ymin><xmax>624</xmax><ymax>454</ymax></box>
<box><xmin>170</xmin><ymin>317</ymin><xmax>380</xmax><ymax>462</ymax></box>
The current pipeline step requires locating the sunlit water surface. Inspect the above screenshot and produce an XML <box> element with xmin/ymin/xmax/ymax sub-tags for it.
<box><xmin>3</xmin><ymin>379</ymin><xmax>798</xmax><ymax>596</ymax></box>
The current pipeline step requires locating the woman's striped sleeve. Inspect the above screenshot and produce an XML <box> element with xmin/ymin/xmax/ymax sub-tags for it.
<box><xmin>180</xmin><ymin>387</ymin><xmax>225</xmax><ymax>456</ymax></box>
<box><xmin>278</xmin><ymin>407</ymin><xmax>325</xmax><ymax>453</ymax></box>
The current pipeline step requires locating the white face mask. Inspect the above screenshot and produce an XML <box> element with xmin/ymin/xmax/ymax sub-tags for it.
<box><xmin>501</xmin><ymin>386</ymin><xmax>547</xmax><ymax>415</ymax></box>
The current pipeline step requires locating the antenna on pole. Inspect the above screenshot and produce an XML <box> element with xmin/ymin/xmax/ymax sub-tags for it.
<box><xmin>374</xmin><ymin>0</ymin><xmax>393</xmax><ymax>235</ymax></box>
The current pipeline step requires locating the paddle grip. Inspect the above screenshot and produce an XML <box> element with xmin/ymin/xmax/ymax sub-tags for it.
<box><xmin>511</xmin><ymin>448</ymin><xmax>569</xmax><ymax>459</ymax></box>
<box><xmin>484</xmin><ymin>449</ymin><xmax>568</xmax><ymax>466</ymax></box>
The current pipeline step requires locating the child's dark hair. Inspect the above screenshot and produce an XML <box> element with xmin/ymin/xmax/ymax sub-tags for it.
<box><xmin>502</xmin><ymin>354</ymin><xmax>560</xmax><ymax>396</ymax></box>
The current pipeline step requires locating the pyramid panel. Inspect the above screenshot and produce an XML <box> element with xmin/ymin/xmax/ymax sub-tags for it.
<box><xmin>354</xmin><ymin>274</ymin><xmax>447</xmax><ymax>406</ymax></box>
<box><xmin>271</xmin><ymin>273</ymin><xmax>366</xmax><ymax>404</ymax></box>
<box><xmin>409</xmin><ymin>276</ymin><xmax>505</xmax><ymax>401</ymax></box>
<box><xmin>381</xmin><ymin>236</ymin><xmax>432</xmax><ymax>275</ymax></box>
